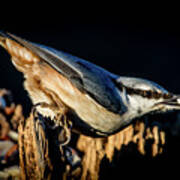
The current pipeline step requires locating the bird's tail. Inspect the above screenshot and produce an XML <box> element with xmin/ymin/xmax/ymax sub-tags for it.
<box><xmin>0</xmin><ymin>31</ymin><xmax>18</xmax><ymax>48</ymax></box>
<box><xmin>0</xmin><ymin>31</ymin><xmax>40</xmax><ymax>72</ymax></box>
<box><xmin>0</xmin><ymin>31</ymin><xmax>7</xmax><ymax>48</ymax></box>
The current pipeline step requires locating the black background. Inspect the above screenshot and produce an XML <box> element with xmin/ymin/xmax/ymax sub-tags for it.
<box><xmin>1</xmin><ymin>14</ymin><xmax>180</xmax><ymax>179</ymax></box>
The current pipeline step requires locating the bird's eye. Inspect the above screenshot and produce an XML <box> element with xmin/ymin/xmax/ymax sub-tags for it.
<box><xmin>153</xmin><ymin>92</ymin><xmax>161</xmax><ymax>99</ymax></box>
<box><xmin>144</xmin><ymin>91</ymin><xmax>152</xmax><ymax>98</ymax></box>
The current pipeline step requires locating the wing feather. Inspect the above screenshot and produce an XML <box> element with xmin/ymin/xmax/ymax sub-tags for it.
<box><xmin>0</xmin><ymin>32</ymin><xmax>124</xmax><ymax>113</ymax></box>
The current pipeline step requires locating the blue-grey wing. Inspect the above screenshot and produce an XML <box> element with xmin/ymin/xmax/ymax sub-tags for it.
<box><xmin>1</xmin><ymin>32</ymin><xmax>124</xmax><ymax>114</ymax></box>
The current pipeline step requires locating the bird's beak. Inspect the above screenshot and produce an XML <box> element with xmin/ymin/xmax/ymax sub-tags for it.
<box><xmin>158</xmin><ymin>95</ymin><xmax>180</xmax><ymax>110</ymax></box>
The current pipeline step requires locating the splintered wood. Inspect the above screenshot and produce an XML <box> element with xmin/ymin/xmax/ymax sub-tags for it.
<box><xmin>18</xmin><ymin>113</ymin><xmax>53</xmax><ymax>180</ymax></box>
<box><xmin>77</xmin><ymin>121</ymin><xmax>166</xmax><ymax>180</ymax></box>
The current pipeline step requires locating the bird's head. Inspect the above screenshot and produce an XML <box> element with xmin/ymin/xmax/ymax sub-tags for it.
<box><xmin>116</xmin><ymin>77</ymin><xmax>180</xmax><ymax>120</ymax></box>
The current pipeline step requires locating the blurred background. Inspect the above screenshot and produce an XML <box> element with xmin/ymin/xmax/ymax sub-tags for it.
<box><xmin>1</xmin><ymin>15</ymin><xmax>180</xmax><ymax>178</ymax></box>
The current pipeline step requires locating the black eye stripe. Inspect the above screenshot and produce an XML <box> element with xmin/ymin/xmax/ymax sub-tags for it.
<box><xmin>112</xmin><ymin>78</ymin><xmax>173</xmax><ymax>100</ymax></box>
<box><xmin>122</xmin><ymin>86</ymin><xmax>173</xmax><ymax>100</ymax></box>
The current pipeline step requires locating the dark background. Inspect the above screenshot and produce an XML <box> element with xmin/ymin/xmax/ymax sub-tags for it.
<box><xmin>1</xmin><ymin>15</ymin><xmax>180</xmax><ymax>178</ymax></box>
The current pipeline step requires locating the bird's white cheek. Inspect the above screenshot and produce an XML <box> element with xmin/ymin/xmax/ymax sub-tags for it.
<box><xmin>127</xmin><ymin>95</ymin><xmax>143</xmax><ymax>110</ymax></box>
<box><xmin>127</xmin><ymin>95</ymin><xmax>158</xmax><ymax>114</ymax></box>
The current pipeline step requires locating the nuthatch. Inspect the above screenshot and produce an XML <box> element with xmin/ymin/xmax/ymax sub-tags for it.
<box><xmin>0</xmin><ymin>32</ymin><xmax>180</xmax><ymax>137</ymax></box>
